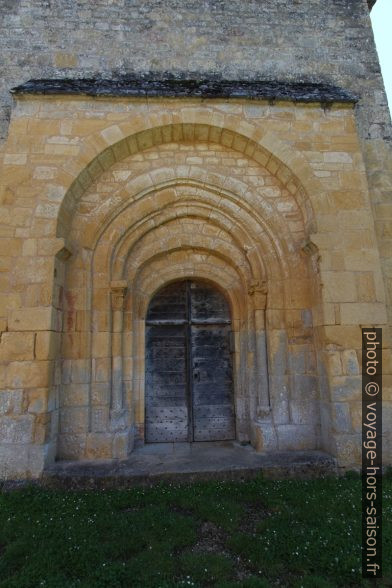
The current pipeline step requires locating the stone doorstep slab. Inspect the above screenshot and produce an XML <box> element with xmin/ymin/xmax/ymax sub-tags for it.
<box><xmin>21</xmin><ymin>445</ymin><xmax>339</xmax><ymax>490</ymax></box>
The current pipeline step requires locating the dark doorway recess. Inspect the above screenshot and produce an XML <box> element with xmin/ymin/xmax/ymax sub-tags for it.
<box><xmin>145</xmin><ymin>280</ymin><xmax>235</xmax><ymax>443</ymax></box>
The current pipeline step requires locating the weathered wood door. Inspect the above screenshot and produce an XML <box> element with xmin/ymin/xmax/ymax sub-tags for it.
<box><xmin>145</xmin><ymin>280</ymin><xmax>235</xmax><ymax>442</ymax></box>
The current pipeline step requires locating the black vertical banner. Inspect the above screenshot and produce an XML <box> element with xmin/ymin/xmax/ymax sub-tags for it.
<box><xmin>362</xmin><ymin>328</ymin><xmax>382</xmax><ymax>578</ymax></box>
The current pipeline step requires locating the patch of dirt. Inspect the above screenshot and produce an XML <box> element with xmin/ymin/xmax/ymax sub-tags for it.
<box><xmin>183</xmin><ymin>520</ymin><xmax>253</xmax><ymax>581</ymax></box>
<box><xmin>237</xmin><ymin>502</ymin><xmax>272</xmax><ymax>535</ymax></box>
<box><xmin>191</xmin><ymin>521</ymin><xmax>228</xmax><ymax>555</ymax></box>
<box><xmin>174</xmin><ymin>502</ymin><xmax>274</xmax><ymax>582</ymax></box>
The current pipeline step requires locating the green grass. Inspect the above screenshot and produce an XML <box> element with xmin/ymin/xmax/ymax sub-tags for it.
<box><xmin>0</xmin><ymin>473</ymin><xmax>391</xmax><ymax>587</ymax></box>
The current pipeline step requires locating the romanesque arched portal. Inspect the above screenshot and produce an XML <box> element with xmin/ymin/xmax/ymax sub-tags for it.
<box><xmin>55</xmin><ymin>118</ymin><xmax>321</xmax><ymax>461</ymax></box>
<box><xmin>1</xmin><ymin>92</ymin><xmax>386</xmax><ymax>478</ymax></box>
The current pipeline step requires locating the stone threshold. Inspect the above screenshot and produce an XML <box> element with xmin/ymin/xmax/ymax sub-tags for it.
<box><xmin>32</xmin><ymin>443</ymin><xmax>338</xmax><ymax>490</ymax></box>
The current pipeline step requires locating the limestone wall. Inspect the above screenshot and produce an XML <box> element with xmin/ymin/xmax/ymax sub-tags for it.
<box><xmin>0</xmin><ymin>93</ymin><xmax>389</xmax><ymax>476</ymax></box>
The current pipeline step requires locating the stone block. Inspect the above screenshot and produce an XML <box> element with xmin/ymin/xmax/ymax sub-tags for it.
<box><xmin>101</xmin><ymin>125</ymin><xmax>124</xmax><ymax>145</ymax></box>
<box><xmin>356</xmin><ymin>272</ymin><xmax>376</xmax><ymax>302</ymax></box>
<box><xmin>9</xmin><ymin>308</ymin><xmax>54</xmax><ymax>331</ymax></box>
<box><xmin>0</xmin><ymin>237</ymin><xmax>23</xmax><ymax>256</ymax></box>
<box><xmin>33</xmin><ymin>412</ymin><xmax>51</xmax><ymax>443</ymax></box>
<box><xmin>276</xmin><ymin>424</ymin><xmax>317</xmax><ymax>451</ymax></box>
<box><xmin>0</xmin><ymin>332</ymin><xmax>35</xmax><ymax>360</ymax></box>
<box><xmin>26</xmin><ymin>388</ymin><xmax>50</xmax><ymax>414</ymax></box>
<box><xmin>0</xmin><ymin>445</ymin><xmax>29</xmax><ymax>480</ymax></box>
<box><xmin>267</xmin><ymin>330</ymin><xmax>288</xmax><ymax>375</ymax></box>
<box><xmin>269</xmin><ymin>376</ymin><xmax>290</xmax><ymax>424</ymax></box>
<box><xmin>322</xmin><ymin>272</ymin><xmax>357</xmax><ymax>303</ymax></box>
<box><xmin>330</xmin><ymin>376</ymin><xmax>361</xmax><ymax>402</ymax></box>
<box><xmin>57</xmin><ymin>434</ymin><xmax>87</xmax><ymax>460</ymax></box>
<box><xmin>113</xmin><ymin>430</ymin><xmax>132</xmax><ymax>458</ymax></box>
<box><xmin>340</xmin><ymin>303</ymin><xmax>387</xmax><ymax>325</ymax></box>
<box><xmin>0</xmin><ymin>389</ymin><xmax>24</xmax><ymax>416</ymax></box>
<box><xmin>290</xmin><ymin>375</ymin><xmax>319</xmax><ymax>425</ymax></box>
<box><xmin>12</xmin><ymin>257</ymin><xmax>53</xmax><ymax>284</ymax></box>
<box><xmin>35</xmin><ymin>331</ymin><xmax>60</xmax><ymax>360</ymax></box>
<box><xmin>334</xmin><ymin>434</ymin><xmax>361</xmax><ymax>468</ymax></box>
<box><xmin>322</xmin><ymin>325</ymin><xmax>362</xmax><ymax>349</ymax></box>
<box><xmin>91</xmin><ymin>407</ymin><xmax>110</xmax><ymax>433</ymax></box>
<box><xmin>0</xmin><ymin>294</ymin><xmax>22</xmax><ymax>314</ymax></box>
<box><xmin>91</xmin><ymin>382</ymin><xmax>110</xmax><ymax>406</ymax></box>
<box><xmin>92</xmin><ymin>358</ymin><xmax>110</xmax><ymax>383</ymax></box>
<box><xmin>252</xmin><ymin>422</ymin><xmax>278</xmax><ymax>452</ymax></box>
<box><xmin>85</xmin><ymin>433</ymin><xmax>113</xmax><ymax>459</ymax></box>
<box><xmin>0</xmin><ymin>415</ymin><xmax>34</xmax><ymax>444</ymax></box>
<box><xmin>61</xmin><ymin>384</ymin><xmax>89</xmax><ymax>407</ymax></box>
<box><xmin>332</xmin><ymin>402</ymin><xmax>352</xmax><ymax>434</ymax></box>
<box><xmin>71</xmin><ymin>359</ymin><xmax>90</xmax><ymax>384</ymax></box>
<box><xmin>341</xmin><ymin>350</ymin><xmax>359</xmax><ymax>376</ymax></box>
<box><xmin>5</xmin><ymin>361</ymin><xmax>51</xmax><ymax>388</ymax></box>
<box><xmin>59</xmin><ymin>407</ymin><xmax>89</xmax><ymax>434</ymax></box>
<box><xmin>92</xmin><ymin>332</ymin><xmax>110</xmax><ymax>358</ymax></box>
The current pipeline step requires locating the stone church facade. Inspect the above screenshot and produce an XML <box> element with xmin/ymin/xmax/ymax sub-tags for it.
<box><xmin>0</xmin><ymin>0</ymin><xmax>391</xmax><ymax>479</ymax></box>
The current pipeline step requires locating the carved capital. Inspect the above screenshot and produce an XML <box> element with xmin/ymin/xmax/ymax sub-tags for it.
<box><xmin>248</xmin><ymin>279</ymin><xmax>268</xmax><ymax>296</ymax></box>
<box><xmin>248</xmin><ymin>279</ymin><xmax>268</xmax><ymax>310</ymax></box>
<box><xmin>52</xmin><ymin>238</ymin><xmax>72</xmax><ymax>260</ymax></box>
<box><xmin>110</xmin><ymin>280</ymin><xmax>127</xmax><ymax>311</ymax></box>
<box><xmin>301</xmin><ymin>239</ymin><xmax>319</xmax><ymax>256</ymax></box>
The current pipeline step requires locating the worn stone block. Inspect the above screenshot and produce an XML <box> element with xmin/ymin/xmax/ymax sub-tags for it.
<box><xmin>59</xmin><ymin>407</ymin><xmax>89</xmax><ymax>435</ymax></box>
<box><xmin>9</xmin><ymin>308</ymin><xmax>54</xmax><ymax>332</ymax></box>
<box><xmin>0</xmin><ymin>389</ymin><xmax>24</xmax><ymax>416</ymax></box>
<box><xmin>276</xmin><ymin>424</ymin><xmax>317</xmax><ymax>451</ymax></box>
<box><xmin>290</xmin><ymin>375</ymin><xmax>319</xmax><ymax>425</ymax></box>
<box><xmin>341</xmin><ymin>350</ymin><xmax>359</xmax><ymax>376</ymax></box>
<box><xmin>0</xmin><ymin>332</ymin><xmax>35</xmax><ymax>361</ymax></box>
<box><xmin>35</xmin><ymin>331</ymin><xmax>60</xmax><ymax>360</ymax></box>
<box><xmin>5</xmin><ymin>361</ymin><xmax>51</xmax><ymax>388</ymax></box>
<box><xmin>85</xmin><ymin>433</ymin><xmax>113</xmax><ymax>459</ymax></box>
<box><xmin>62</xmin><ymin>384</ymin><xmax>89</xmax><ymax>407</ymax></box>
<box><xmin>340</xmin><ymin>302</ymin><xmax>387</xmax><ymax>325</ymax></box>
<box><xmin>0</xmin><ymin>415</ymin><xmax>34</xmax><ymax>444</ymax></box>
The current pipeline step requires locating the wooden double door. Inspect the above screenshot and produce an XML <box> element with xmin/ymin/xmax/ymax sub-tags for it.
<box><xmin>145</xmin><ymin>280</ymin><xmax>235</xmax><ymax>442</ymax></box>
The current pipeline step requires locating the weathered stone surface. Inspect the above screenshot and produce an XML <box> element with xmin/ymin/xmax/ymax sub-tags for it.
<box><xmin>0</xmin><ymin>390</ymin><xmax>23</xmax><ymax>416</ymax></box>
<box><xmin>12</xmin><ymin>78</ymin><xmax>357</xmax><ymax>104</ymax></box>
<box><xmin>0</xmin><ymin>332</ymin><xmax>35</xmax><ymax>361</ymax></box>
<box><xmin>8</xmin><ymin>309</ymin><xmax>55</xmax><ymax>332</ymax></box>
<box><xmin>0</xmin><ymin>415</ymin><xmax>34</xmax><ymax>444</ymax></box>
<box><xmin>37</xmin><ymin>444</ymin><xmax>338</xmax><ymax>489</ymax></box>
<box><xmin>0</xmin><ymin>0</ymin><xmax>391</xmax><ymax>480</ymax></box>
<box><xmin>5</xmin><ymin>361</ymin><xmax>51</xmax><ymax>389</ymax></box>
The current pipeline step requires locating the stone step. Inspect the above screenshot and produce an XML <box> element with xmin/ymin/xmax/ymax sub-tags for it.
<box><xmin>36</xmin><ymin>445</ymin><xmax>338</xmax><ymax>490</ymax></box>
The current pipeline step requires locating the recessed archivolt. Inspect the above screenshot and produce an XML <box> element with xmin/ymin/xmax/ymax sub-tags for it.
<box><xmin>125</xmin><ymin>220</ymin><xmax>252</xmax><ymax>279</ymax></box>
<box><xmin>70</xmin><ymin>158</ymin><xmax>306</xmax><ymax>255</ymax></box>
<box><xmin>88</xmin><ymin>180</ymin><xmax>299</xmax><ymax>293</ymax></box>
<box><xmin>57</xmin><ymin>117</ymin><xmax>319</xmax><ymax>237</ymax></box>
<box><xmin>133</xmin><ymin>251</ymin><xmax>246</xmax><ymax>322</ymax></box>
<box><xmin>113</xmin><ymin>204</ymin><xmax>265</xmax><ymax>278</ymax></box>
